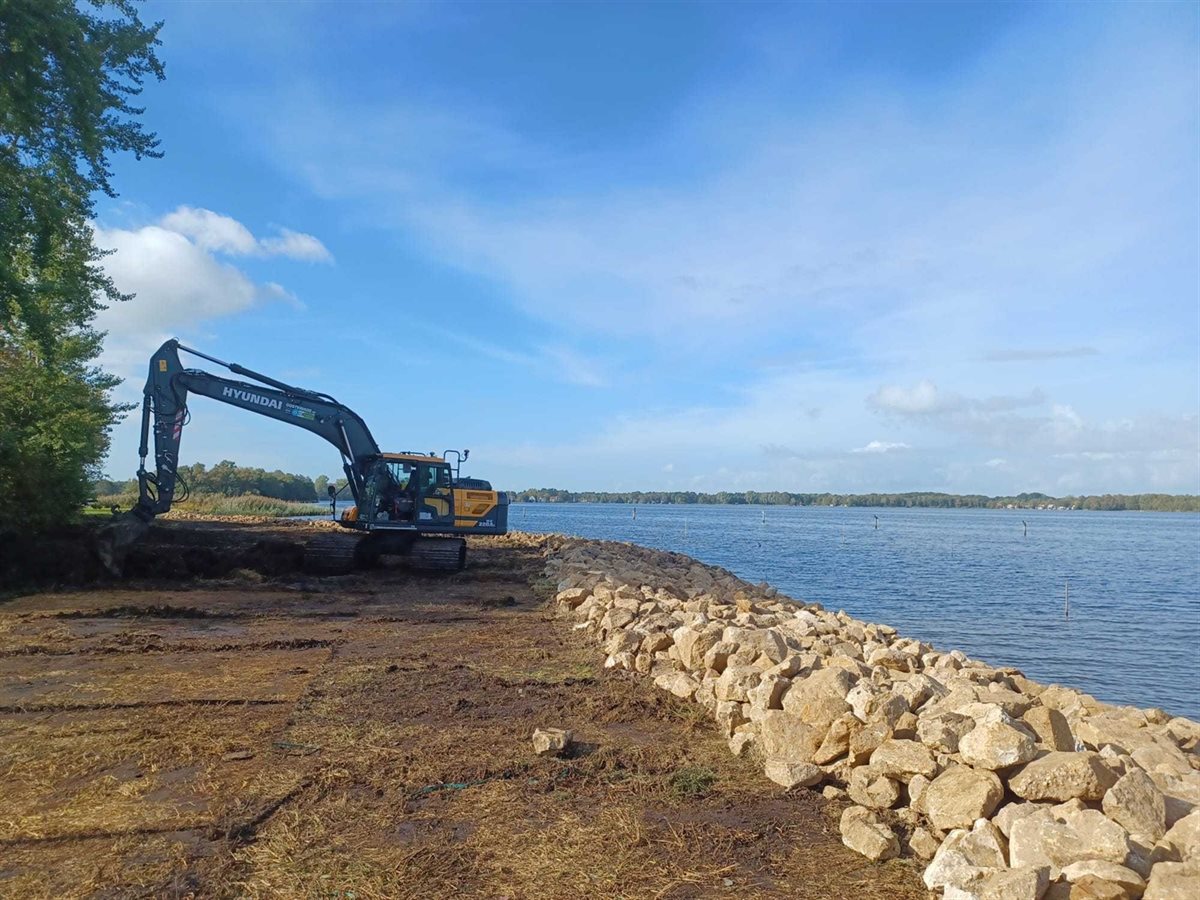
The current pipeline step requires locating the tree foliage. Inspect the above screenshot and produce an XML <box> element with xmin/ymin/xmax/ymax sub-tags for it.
<box><xmin>96</xmin><ymin>460</ymin><xmax>321</xmax><ymax>503</ymax></box>
<box><xmin>0</xmin><ymin>0</ymin><xmax>163</xmax><ymax>533</ymax></box>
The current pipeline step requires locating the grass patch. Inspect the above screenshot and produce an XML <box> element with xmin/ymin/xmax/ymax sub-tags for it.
<box><xmin>89</xmin><ymin>492</ymin><xmax>326</xmax><ymax>517</ymax></box>
<box><xmin>669</xmin><ymin>766</ymin><xmax>716</xmax><ymax>798</ymax></box>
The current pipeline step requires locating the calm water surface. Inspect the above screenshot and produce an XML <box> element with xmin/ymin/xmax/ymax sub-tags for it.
<box><xmin>513</xmin><ymin>503</ymin><xmax>1200</xmax><ymax>719</ymax></box>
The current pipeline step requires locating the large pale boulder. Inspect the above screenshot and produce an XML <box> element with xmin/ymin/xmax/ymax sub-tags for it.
<box><xmin>944</xmin><ymin>867</ymin><xmax>1050</xmax><ymax>900</ymax></box>
<box><xmin>919</xmin><ymin>765</ymin><xmax>1005</xmax><ymax>831</ymax></box>
<box><xmin>1152</xmin><ymin>810</ymin><xmax>1200</xmax><ymax>864</ymax></box>
<box><xmin>839</xmin><ymin>805</ymin><xmax>900</xmax><ymax>862</ymax></box>
<box><xmin>923</xmin><ymin>819</ymin><xmax>1010</xmax><ymax>892</ymax></box>
<box><xmin>653</xmin><ymin>671</ymin><xmax>700</xmax><ymax>699</ymax></box>
<box><xmin>996</xmin><ymin>802</ymin><xmax>1055</xmax><ymax>838</ymax></box>
<box><xmin>556</xmin><ymin>587</ymin><xmax>589</xmax><ymax>608</ymax></box>
<box><xmin>758</xmin><ymin>710</ymin><xmax>822</xmax><ymax>764</ymax></box>
<box><xmin>783</xmin><ymin>691</ymin><xmax>850</xmax><ymax>735</ymax></box>
<box><xmin>714</xmin><ymin>665</ymin><xmax>761</xmax><ymax>702</ymax></box>
<box><xmin>960</xmin><ymin>718</ymin><xmax>1039</xmax><ymax>770</ymax></box>
<box><xmin>848</xmin><ymin>721</ymin><xmax>893</xmax><ymax>765</ymax></box>
<box><xmin>764</xmin><ymin>759</ymin><xmax>823</xmax><ymax>789</ymax></box>
<box><xmin>1144</xmin><ymin>861</ymin><xmax>1200</xmax><ymax>899</ymax></box>
<box><xmin>722</xmin><ymin>625</ymin><xmax>789</xmax><ymax>663</ymax></box>
<box><xmin>1011</xmin><ymin>752</ymin><xmax>1121</xmax><ymax>803</ymax></box>
<box><xmin>793</xmin><ymin>666</ymin><xmax>858</xmax><ymax>703</ymax></box>
<box><xmin>1103</xmin><ymin>768</ymin><xmax>1168</xmax><ymax>842</ymax></box>
<box><xmin>1025</xmin><ymin>706</ymin><xmax>1077</xmax><ymax>751</ymax></box>
<box><xmin>1009</xmin><ymin>805</ymin><xmax>1136</xmax><ymax>877</ymax></box>
<box><xmin>869</xmin><ymin>738</ymin><xmax>938</xmax><ymax>782</ymax></box>
<box><xmin>1060</xmin><ymin>860</ymin><xmax>1145</xmax><ymax>897</ymax></box>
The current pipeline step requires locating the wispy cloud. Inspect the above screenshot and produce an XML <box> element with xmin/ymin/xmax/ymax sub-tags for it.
<box><xmin>984</xmin><ymin>347</ymin><xmax>1100</xmax><ymax>362</ymax></box>
<box><xmin>160</xmin><ymin>206</ymin><xmax>333</xmax><ymax>262</ymax></box>
<box><xmin>852</xmin><ymin>440</ymin><xmax>911</xmax><ymax>454</ymax></box>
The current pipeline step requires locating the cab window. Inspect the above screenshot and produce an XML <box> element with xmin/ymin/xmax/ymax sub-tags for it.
<box><xmin>422</xmin><ymin>465</ymin><xmax>450</xmax><ymax>490</ymax></box>
<box><xmin>387</xmin><ymin>461</ymin><xmax>414</xmax><ymax>488</ymax></box>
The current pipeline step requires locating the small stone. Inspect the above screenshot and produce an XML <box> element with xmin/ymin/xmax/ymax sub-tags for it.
<box><xmin>1103</xmin><ymin>768</ymin><xmax>1168</xmax><ymax>842</ymax></box>
<box><xmin>918</xmin><ymin>711</ymin><xmax>975</xmax><ymax>753</ymax></box>
<box><xmin>812</xmin><ymin>713</ymin><xmax>860</xmax><ymax>765</ymax></box>
<box><xmin>221</xmin><ymin>749</ymin><xmax>254</xmax><ymax>761</ymax></box>
<box><xmin>839</xmin><ymin>805</ymin><xmax>900</xmax><ymax>862</ymax></box>
<box><xmin>728</xmin><ymin>731</ymin><xmax>757</xmax><ymax>758</ymax></box>
<box><xmin>908</xmin><ymin>825</ymin><xmax>942</xmax><ymax>861</ymax></box>
<box><xmin>847</xmin><ymin>766</ymin><xmax>901</xmax><ymax>810</ymax></box>
<box><xmin>532</xmin><ymin>727</ymin><xmax>573</xmax><ymax>757</ymax></box>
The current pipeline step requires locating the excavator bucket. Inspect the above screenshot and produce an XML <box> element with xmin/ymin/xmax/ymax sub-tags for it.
<box><xmin>95</xmin><ymin>511</ymin><xmax>152</xmax><ymax>576</ymax></box>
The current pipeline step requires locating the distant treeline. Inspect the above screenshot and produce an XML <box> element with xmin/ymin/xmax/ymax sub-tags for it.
<box><xmin>512</xmin><ymin>489</ymin><xmax>1200</xmax><ymax>512</ymax></box>
<box><xmin>95</xmin><ymin>460</ymin><xmax>344</xmax><ymax>503</ymax></box>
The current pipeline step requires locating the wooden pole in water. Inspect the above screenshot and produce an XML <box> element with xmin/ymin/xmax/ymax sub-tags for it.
<box><xmin>1023</xmin><ymin>520</ymin><xmax>1027</xmax><ymax>538</ymax></box>
<box><xmin>1064</xmin><ymin>579</ymin><xmax>1070</xmax><ymax>620</ymax></box>
<box><xmin>874</xmin><ymin>515</ymin><xmax>879</xmax><ymax>530</ymax></box>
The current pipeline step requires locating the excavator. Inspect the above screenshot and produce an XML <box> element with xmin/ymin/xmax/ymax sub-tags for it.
<box><xmin>98</xmin><ymin>339</ymin><xmax>508</xmax><ymax>574</ymax></box>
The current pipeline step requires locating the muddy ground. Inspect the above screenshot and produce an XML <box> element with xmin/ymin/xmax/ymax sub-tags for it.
<box><xmin>0</xmin><ymin>521</ymin><xmax>925</xmax><ymax>898</ymax></box>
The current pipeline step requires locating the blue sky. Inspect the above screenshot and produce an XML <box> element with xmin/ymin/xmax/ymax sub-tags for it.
<box><xmin>95</xmin><ymin>1</ymin><xmax>1199</xmax><ymax>495</ymax></box>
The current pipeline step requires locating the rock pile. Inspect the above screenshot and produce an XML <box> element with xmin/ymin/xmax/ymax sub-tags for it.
<box><xmin>544</xmin><ymin>536</ymin><xmax>1200</xmax><ymax>899</ymax></box>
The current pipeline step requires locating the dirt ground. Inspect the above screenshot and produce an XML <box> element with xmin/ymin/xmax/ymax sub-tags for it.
<box><xmin>0</xmin><ymin>522</ymin><xmax>926</xmax><ymax>899</ymax></box>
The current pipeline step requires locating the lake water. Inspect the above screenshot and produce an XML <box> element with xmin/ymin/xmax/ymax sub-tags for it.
<box><xmin>512</xmin><ymin>503</ymin><xmax>1200</xmax><ymax>720</ymax></box>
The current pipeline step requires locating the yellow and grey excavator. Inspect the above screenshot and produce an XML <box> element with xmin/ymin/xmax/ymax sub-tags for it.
<box><xmin>98</xmin><ymin>339</ymin><xmax>507</xmax><ymax>574</ymax></box>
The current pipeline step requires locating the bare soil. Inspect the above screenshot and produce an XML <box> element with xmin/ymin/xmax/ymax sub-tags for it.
<box><xmin>0</xmin><ymin>521</ymin><xmax>925</xmax><ymax>898</ymax></box>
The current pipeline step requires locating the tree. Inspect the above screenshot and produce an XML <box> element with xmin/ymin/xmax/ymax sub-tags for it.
<box><xmin>0</xmin><ymin>0</ymin><xmax>164</xmax><ymax>533</ymax></box>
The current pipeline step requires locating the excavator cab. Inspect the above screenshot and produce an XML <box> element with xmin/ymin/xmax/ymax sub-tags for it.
<box><xmin>359</xmin><ymin>454</ymin><xmax>456</xmax><ymax>527</ymax></box>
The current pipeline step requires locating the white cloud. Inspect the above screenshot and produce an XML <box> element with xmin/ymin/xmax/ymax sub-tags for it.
<box><xmin>985</xmin><ymin>347</ymin><xmax>1100</xmax><ymax>362</ymax></box>
<box><xmin>158</xmin><ymin>206</ymin><xmax>332</xmax><ymax>262</ymax></box>
<box><xmin>868</xmin><ymin>380</ymin><xmax>945</xmax><ymax>415</ymax></box>
<box><xmin>260</xmin><ymin>227</ymin><xmax>334</xmax><ymax>262</ymax></box>
<box><xmin>160</xmin><ymin>206</ymin><xmax>258</xmax><ymax>255</ymax></box>
<box><xmin>93</xmin><ymin>208</ymin><xmax>328</xmax><ymax>386</ymax></box>
<box><xmin>852</xmin><ymin>440</ymin><xmax>911</xmax><ymax>454</ymax></box>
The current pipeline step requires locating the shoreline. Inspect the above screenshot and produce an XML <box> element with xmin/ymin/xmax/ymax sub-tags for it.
<box><xmin>546</xmin><ymin>534</ymin><xmax>1200</xmax><ymax>897</ymax></box>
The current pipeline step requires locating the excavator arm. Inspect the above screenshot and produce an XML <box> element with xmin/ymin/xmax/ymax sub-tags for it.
<box><xmin>133</xmin><ymin>339</ymin><xmax>381</xmax><ymax>519</ymax></box>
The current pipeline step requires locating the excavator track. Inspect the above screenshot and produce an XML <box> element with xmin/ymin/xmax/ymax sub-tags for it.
<box><xmin>407</xmin><ymin>537</ymin><xmax>467</xmax><ymax>572</ymax></box>
<box><xmin>303</xmin><ymin>532</ymin><xmax>361</xmax><ymax>575</ymax></box>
